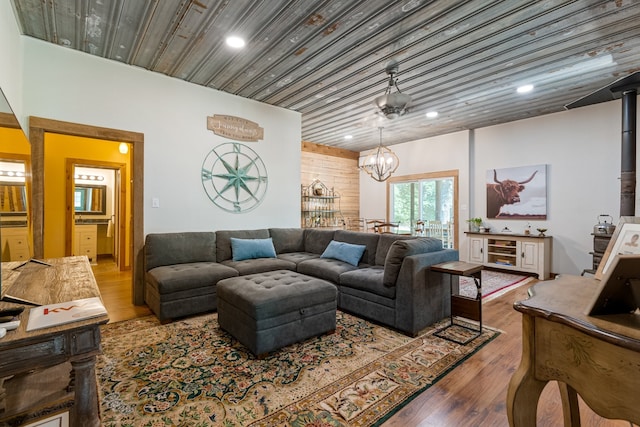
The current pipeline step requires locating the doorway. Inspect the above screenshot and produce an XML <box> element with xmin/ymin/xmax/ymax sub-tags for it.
<box><xmin>29</xmin><ymin>117</ymin><xmax>145</xmax><ymax>305</ymax></box>
<box><xmin>65</xmin><ymin>160</ymin><xmax>127</xmax><ymax>270</ymax></box>
<box><xmin>387</xmin><ymin>170</ymin><xmax>459</xmax><ymax>248</ymax></box>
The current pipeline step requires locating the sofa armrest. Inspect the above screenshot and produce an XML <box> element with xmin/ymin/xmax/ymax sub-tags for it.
<box><xmin>393</xmin><ymin>249</ymin><xmax>459</xmax><ymax>335</ymax></box>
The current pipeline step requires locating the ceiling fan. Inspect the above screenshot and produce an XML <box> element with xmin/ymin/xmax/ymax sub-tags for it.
<box><xmin>374</xmin><ymin>60</ymin><xmax>412</xmax><ymax>120</ymax></box>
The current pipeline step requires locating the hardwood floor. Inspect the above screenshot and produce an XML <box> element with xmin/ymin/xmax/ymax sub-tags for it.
<box><xmin>93</xmin><ymin>265</ymin><xmax>633</xmax><ymax>426</ymax></box>
<box><xmin>92</xmin><ymin>259</ymin><xmax>150</xmax><ymax>324</ymax></box>
<box><xmin>384</xmin><ymin>283</ymin><xmax>633</xmax><ymax>427</ymax></box>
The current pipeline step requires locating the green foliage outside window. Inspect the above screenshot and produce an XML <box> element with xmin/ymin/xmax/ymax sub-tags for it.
<box><xmin>391</xmin><ymin>178</ymin><xmax>454</xmax><ymax>233</ymax></box>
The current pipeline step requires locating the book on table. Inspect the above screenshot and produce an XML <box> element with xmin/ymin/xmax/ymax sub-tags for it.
<box><xmin>26</xmin><ymin>296</ymin><xmax>107</xmax><ymax>331</ymax></box>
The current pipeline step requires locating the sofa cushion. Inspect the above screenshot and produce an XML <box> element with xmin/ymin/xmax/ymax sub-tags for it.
<box><xmin>303</xmin><ymin>228</ymin><xmax>336</xmax><ymax>254</ymax></box>
<box><xmin>339</xmin><ymin>266</ymin><xmax>395</xmax><ymax>299</ymax></box>
<box><xmin>144</xmin><ymin>232</ymin><xmax>216</xmax><ymax>271</ymax></box>
<box><xmin>221</xmin><ymin>258</ymin><xmax>296</xmax><ymax>276</ymax></box>
<box><xmin>230</xmin><ymin>237</ymin><xmax>276</xmax><ymax>261</ymax></box>
<box><xmin>216</xmin><ymin>229</ymin><xmax>270</xmax><ymax>262</ymax></box>
<box><xmin>375</xmin><ymin>233</ymin><xmax>416</xmax><ymax>266</ymax></box>
<box><xmin>277</xmin><ymin>252</ymin><xmax>320</xmax><ymax>264</ymax></box>
<box><xmin>146</xmin><ymin>262</ymin><xmax>238</xmax><ymax>294</ymax></box>
<box><xmin>269</xmin><ymin>228</ymin><xmax>305</xmax><ymax>253</ymax></box>
<box><xmin>334</xmin><ymin>230</ymin><xmax>380</xmax><ymax>265</ymax></box>
<box><xmin>297</xmin><ymin>257</ymin><xmax>359</xmax><ymax>283</ymax></box>
<box><xmin>383</xmin><ymin>237</ymin><xmax>443</xmax><ymax>287</ymax></box>
<box><xmin>321</xmin><ymin>240</ymin><xmax>366</xmax><ymax>267</ymax></box>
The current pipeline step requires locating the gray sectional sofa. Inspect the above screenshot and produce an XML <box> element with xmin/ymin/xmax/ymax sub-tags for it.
<box><xmin>143</xmin><ymin>227</ymin><xmax>458</xmax><ymax>336</ymax></box>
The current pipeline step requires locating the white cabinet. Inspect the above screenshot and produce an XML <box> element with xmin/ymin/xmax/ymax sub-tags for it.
<box><xmin>468</xmin><ymin>236</ymin><xmax>485</xmax><ymax>263</ymax></box>
<box><xmin>466</xmin><ymin>232</ymin><xmax>552</xmax><ymax>279</ymax></box>
<box><xmin>1</xmin><ymin>227</ymin><xmax>30</xmax><ymax>261</ymax></box>
<box><xmin>519</xmin><ymin>240</ymin><xmax>540</xmax><ymax>273</ymax></box>
<box><xmin>74</xmin><ymin>224</ymin><xmax>97</xmax><ymax>264</ymax></box>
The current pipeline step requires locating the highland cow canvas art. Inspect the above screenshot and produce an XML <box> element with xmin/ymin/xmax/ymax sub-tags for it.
<box><xmin>486</xmin><ymin>164</ymin><xmax>547</xmax><ymax>219</ymax></box>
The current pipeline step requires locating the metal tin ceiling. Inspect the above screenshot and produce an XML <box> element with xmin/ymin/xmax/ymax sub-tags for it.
<box><xmin>9</xmin><ymin>0</ymin><xmax>640</xmax><ymax>152</ymax></box>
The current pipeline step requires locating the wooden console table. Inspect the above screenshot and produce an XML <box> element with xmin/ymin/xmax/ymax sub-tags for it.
<box><xmin>0</xmin><ymin>256</ymin><xmax>109</xmax><ymax>426</ymax></box>
<box><xmin>431</xmin><ymin>261</ymin><xmax>483</xmax><ymax>344</ymax></box>
<box><xmin>507</xmin><ymin>275</ymin><xmax>640</xmax><ymax>426</ymax></box>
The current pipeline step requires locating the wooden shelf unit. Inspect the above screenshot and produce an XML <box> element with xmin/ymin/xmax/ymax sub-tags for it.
<box><xmin>466</xmin><ymin>232</ymin><xmax>552</xmax><ymax>279</ymax></box>
<box><xmin>486</xmin><ymin>238</ymin><xmax>518</xmax><ymax>267</ymax></box>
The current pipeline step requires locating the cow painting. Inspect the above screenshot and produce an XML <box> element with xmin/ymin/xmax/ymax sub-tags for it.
<box><xmin>486</xmin><ymin>166</ymin><xmax>546</xmax><ymax>219</ymax></box>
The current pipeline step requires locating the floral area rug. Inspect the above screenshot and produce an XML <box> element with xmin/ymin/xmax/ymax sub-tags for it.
<box><xmin>459</xmin><ymin>270</ymin><xmax>533</xmax><ymax>301</ymax></box>
<box><xmin>97</xmin><ymin>311</ymin><xmax>499</xmax><ymax>426</ymax></box>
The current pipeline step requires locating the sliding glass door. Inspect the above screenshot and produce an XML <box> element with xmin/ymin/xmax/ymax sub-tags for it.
<box><xmin>388</xmin><ymin>171</ymin><xmax>458</xmax><ymax>248</ymax></box>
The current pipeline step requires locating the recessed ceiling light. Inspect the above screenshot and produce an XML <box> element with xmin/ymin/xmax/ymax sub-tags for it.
<box><xmin>344</xmin><ymin>135</ymin><xmax>353</xmax><ymax>140</ymax></box>
<box><xmin>226</xmin><ymin>36</ymin><xmax>245</xmax><ymax>48</ymax></box>
<box><xmin>426</xmin><ymin>111</ymin><xmax>438</xmax><ymax>118</ymax></box>
<box><xmin>517</xmin><ymin>84</ymin><xmax>534</xmax><ymax>94</ymax></box>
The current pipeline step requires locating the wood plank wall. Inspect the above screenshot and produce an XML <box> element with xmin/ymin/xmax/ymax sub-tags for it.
<box><xmin>301</xmin><ymin>141</ymin><xmax>360</xmax><ymax>229</ymax></box>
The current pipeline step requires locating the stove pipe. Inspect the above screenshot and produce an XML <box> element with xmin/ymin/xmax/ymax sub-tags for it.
<box><xmin>620</xmin><ymin>89</ymin><xmax>637</xmax><ymax>216</ymax></box>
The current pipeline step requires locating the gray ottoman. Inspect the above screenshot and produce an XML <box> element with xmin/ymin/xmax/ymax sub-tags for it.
<box><xmin>217</xmin><ymin>270</ymin><xmax>338</xmax><ymax>357</ymax></box>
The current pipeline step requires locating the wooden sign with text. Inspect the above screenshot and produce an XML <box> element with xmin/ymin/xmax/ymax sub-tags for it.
<box><xmin>207</xmin><ymin>114</ymin><xmax>264</xmax><ymax>142</ymax></box>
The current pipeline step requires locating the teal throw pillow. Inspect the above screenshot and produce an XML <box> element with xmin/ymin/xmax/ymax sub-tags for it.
<box><xmin>230</xmin><ymin>237</ymin><xmax>277</xmax><ymax>261</ymax></box>
<box><xmin>321</xmin><ymin>240</ymin><xmax>366</xmax><ymax>266</ymax></box>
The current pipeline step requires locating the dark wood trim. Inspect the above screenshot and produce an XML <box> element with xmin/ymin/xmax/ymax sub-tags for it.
<box><xmin>29</xmin><ymin>117</ymin><xmax>145</xmax><ymax>305</ymax></box>
<box><xmin>0</xmin><ymin>112</ymin><xmax>21</xmax><ymax>129</ymax></box>
<box><xmin>302</xmin><ymin>140</ymin><xmax>360</xmax><ymax>160</ymax></box>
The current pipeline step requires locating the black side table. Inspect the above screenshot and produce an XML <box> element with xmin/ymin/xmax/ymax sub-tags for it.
<box><xmin>431</xmin><ymin>261</ymin><xmax>483</xmax><ymax>344</ymax></box>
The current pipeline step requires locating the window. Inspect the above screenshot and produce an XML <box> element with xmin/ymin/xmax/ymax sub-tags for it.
<box><xmin>387</xmin><ymin>171</ymin><xmax>458</xmax><ymax>248</ymax></box>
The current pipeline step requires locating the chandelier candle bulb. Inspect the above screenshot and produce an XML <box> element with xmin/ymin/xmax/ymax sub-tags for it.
<box><xmin>359</xmin><ymin>127</ymin><xmax>399</xmax><ymax>182</ymax></box>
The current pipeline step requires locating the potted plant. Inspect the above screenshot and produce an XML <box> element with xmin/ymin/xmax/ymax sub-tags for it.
<box><xmin>467</xmin><ymin>217</ymin><xmax>483</xmax><ymax>232</ymax></box>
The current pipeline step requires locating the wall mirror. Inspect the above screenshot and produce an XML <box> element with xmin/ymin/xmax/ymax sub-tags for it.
<box><xmin>0</xmin><ymin>87</ymin><xmax>33</xmax><ymax>265</ymax></box>
<box><xmin>0</xmin><ymin>180</ymin><xmax>27</xmax><ymax>215</ymax></box>
<box><xmin>74</xmin><ymin>184</ymin><xmax>107</xmax><ymax>215</ymax></box>
<box><xmin>0</xmin><ymin>91</ymin><xmax>30</xmax><ymax>222</ymax></box>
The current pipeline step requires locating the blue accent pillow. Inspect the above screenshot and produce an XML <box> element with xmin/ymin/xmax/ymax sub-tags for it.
<box><xmin>321</xmin><ymin>240</ymin><xmax>366</xmax><ymax>267</ymax></box>
<box><xmin>230</xmin><ymin>237</ymin><xmax>277</xmax><ymax>261</ymax></box>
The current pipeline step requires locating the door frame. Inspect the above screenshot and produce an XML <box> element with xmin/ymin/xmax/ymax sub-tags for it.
<box><xmin>65</xmin><ymin>159</ymin><xmax>127</xmax><ymax>270</ymax></box>
<box><xmin>29</xmin><ymin>116</ymin><xmax>145</xmax><ymax>305</ymax></box>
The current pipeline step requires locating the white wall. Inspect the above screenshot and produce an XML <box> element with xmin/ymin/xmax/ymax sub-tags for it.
<box><xmin>475</xmin><ymin>101</ymin><xmax>623</xmax><ymax>275</ymax></box>
<box><xmin>20</xmin><ymin>37</ymin><xmax>302</xmax><ymax>234</ymax></box>
<box><xmin>0</xmin><ymin>2</ymin><xmax>24</xmax><ymax>122</ymax></box>
<box><xmin>361</xmin><ymin>100</ymin><xmax>635</xmax><ymax>275</ymax></box>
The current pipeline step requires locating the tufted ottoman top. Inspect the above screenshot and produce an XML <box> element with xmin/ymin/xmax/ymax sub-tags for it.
<box><xmin>216</xmin><ymin>270</ymin><xmax>337</xmax><ymax>320</ymax></box>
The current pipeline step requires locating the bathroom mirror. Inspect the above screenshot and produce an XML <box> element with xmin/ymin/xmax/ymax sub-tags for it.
<box><xmin>0</xmin><ymin>181</ymin><xmax>27</xmax><ymax>215</ymax></box>
<box><xmin>74</xmin><ymin>184</ymin><xmax>106</xmax><ymax>215</ymax></box>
